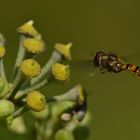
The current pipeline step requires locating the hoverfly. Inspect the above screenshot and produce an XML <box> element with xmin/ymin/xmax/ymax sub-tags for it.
<box><xmin>92</xmin><ymin>51</ymin><xmax>140</xmax><ymax>77</ymax></box>
<box><xmin>72</xmin><ymin>51</ymin><xmax>140</xmax><ymax>77</ymax></box>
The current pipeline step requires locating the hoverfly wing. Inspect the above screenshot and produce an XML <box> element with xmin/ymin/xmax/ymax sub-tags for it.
<box><xmin>70</xmin><ymin>59</ymin><xmax>97</xmax><ymax>77</ymax></box>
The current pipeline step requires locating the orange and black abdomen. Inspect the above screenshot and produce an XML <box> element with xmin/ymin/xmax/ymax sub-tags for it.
<box><xmin>121</xmin><ymin>64</ymin><xmax>140</xmax><ymax>77</ymax></box>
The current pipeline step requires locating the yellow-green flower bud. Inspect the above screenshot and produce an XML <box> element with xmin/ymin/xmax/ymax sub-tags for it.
<box><xmin>31</xmin><ymin>105</ymin><xmax>49</xmax><ymax>119</ymax></box>
<box><xmin>0</xmin><ymin>99</ymin><xmax>15</xmax><ymax>118</ymax></box>
<box><xmin>26</xmin><ymin>90</ymin><xmax>46</xmax><ymax>112</ymax></box>
<box><xmin>0</xmin><ymin>46</ymin><xmax>6</xmax><ymax>58</ymax></box>
<box><xmin>79</xmin><ymin>111</ymin><xmax>91</xmax><ymax>127</ymax></box>
<box><xmin>52</xmin><ymin>63</ymin><xmax>70</xmax><ymax>81</ymax></box>
<box><xmin>55</xmin><ymin>129</ymin><xmax>74</xmax><ymax>140</ymax></box>
<box><xmin>8</xmin><ymin>116</ymin><xmax>26</xmax><ymax>134</ymax></box>
<box><xmin>51</xmin><ymin>101</ymin><xmax>75</xmax><ymax>118</ymax></box>
<box><xmin>17</xmin><ymin>20</ymin><xmax>39</xmax><ymax>37</ymax></box>
<box><xmin>22</xmin><ymin>38</ymin><xmax>45</xmax><ymax>54</ymax></box>
<box><xmin>55</xmin><ymin>43</ymin><xmax>72</xmax><ymax>60</ymax></box>
<box><xmin>20</xmin><ymin>59</ymin><xmax>41</xmax><ymax>77</ymax></box>
<box><xmin>0</xmin><ymin>77</ymin><xmax>10</xmax><ymax>98</ymax></box>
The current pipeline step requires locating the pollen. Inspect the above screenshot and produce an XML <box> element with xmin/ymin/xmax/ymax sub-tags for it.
<box><xmin>52</xmin><ymin>63</ymin><xmax>70</xmax><ymax>81</ymax></box>
<box><xmin>26</xmin><ymin>90</ymin><xmax>46</xmax><ymax>112</ymax></box>
<box><xmin>17</xmin><ymin>20</ymin><xmax>39</xmax><ymax>37</ymax></box>
<box><xmin>22</xmin><ymin>38</ymin><xmax>45</xmax><ymax>54</ymax></box>
<box><xmin>55</xmin><ymin>43</ymin><xmax>72</xmax><ymax>60</ymax></box>
<box><xmin>20</xmin><ymin>59</ymin><xmax>41</xmax><ymax>77</ymax></box>
<box><xmin>0</xmin><ymin>46</ymin><xmax>6</xmax><ymax>58</ymax></box>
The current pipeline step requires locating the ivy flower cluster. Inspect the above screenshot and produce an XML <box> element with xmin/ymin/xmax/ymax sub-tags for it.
<box><xmin>0</xmin><ymin>20</ymin><xmax>90</xmax><ymax>140</ymax></box>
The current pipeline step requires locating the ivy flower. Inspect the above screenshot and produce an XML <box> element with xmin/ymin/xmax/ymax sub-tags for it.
<box><xmin>0</xmin><ymin>99</ymin><xmax>15</xmax><ymax>118</ymax></box>
<box><xmin>52</xmin><ymin>63</ymin><xmax>70</xmax><ymax>81</ymax></box>
<box><xmin>20</xmin><ymin>59</ymin><xmax>41</xmax><ymax>77</ymax></box>
<box><xmin>26</xmin><ymin>90</ymin><xmax>46</xmax><ymax>112</ymax></box>
<box><xmin>22</xmin><ymin>38</ymin><xmax>45</xmax><ymax>54</ymax></box>
<box><xmin>17</xmin><ymin>20</ymin><xmax>39</xmax><ymax>37</ymax></box>
<box><xmin>55</xmin><ymin>43</ymin><xmax>72</xmax><ymax>60</ymax></box>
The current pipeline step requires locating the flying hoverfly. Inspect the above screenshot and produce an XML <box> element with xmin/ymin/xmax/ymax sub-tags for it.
<box><xmin>71</xmin><ymin>51</ymin><xmax>123</xmax><ymax>77</ymax></box>
<box><xmin>92</xmin><ymin>51</ymin><xmax>140</xmax><ymax>77</ymax></box>
<box><xmin>72</xmin><ymin>51</ymin><xmax>140</xmax><ymax>77</ymax></box>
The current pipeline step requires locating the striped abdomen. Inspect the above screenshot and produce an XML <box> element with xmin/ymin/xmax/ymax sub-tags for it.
<box><xmin>121</xmin><ymin>64</ymin><xmax>140</xmax><ymax>77</ymax></box>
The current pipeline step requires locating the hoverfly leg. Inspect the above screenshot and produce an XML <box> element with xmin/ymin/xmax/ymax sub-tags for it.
<box><xmin>88</xmin><ymin>67</ymin><xmax>97</xmax><ymax>77</ymax></box>
<box><xmin>88</xmin><ymin>71</ymin><xmax>96</xmax><ymax>77</ymax></box>
<box><xmin>100</xmin><ymin>68</ymin><xmax>108</xmax><ymax>74</ymax></box>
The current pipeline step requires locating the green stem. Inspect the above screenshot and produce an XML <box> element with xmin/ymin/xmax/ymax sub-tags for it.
<box><xmin>8</xmin><ymin>36</ymin><xmax>27</xmax><ymax>99</ymax></box>
<box><xmin>47</xmin><ymin>86</ymin><xmax>79</xmax><ymax>103</ymax></box>
<box><xmin>13</xmin><ymin>105</ymin><xmax>28</xmax><ymax>118</ymax></box>
<box><xmin>15</xmin><ymin>50</ymin><xmax>62</xmax><ymax>96</ymax></box>
<box><xmin>65</xmin><ymin>117</ymin><xmax>79</xmax><ymax>131</ymax></box>
<box><xmin>35</xmin><ymin>120</ymin><xmax>46</xmax><ymax>140</ymax></box>
<box><xmin>7</xmin><ymin>105</ymin><xmax>28</xmax><ymax>125</ymax></box>
<box><xmin>16</xmin><ymin>50</ymin><xmax>62</xmax><ymax>97</ymax></box>
<box><xmin>45</xmin><ymin>117</ymin><xmax>57</xmax><ymax>139</ymax></box>
<box><xmin>14</xmin><ymin>79</ymin><xmax>48</xmax><ymax>100</ymax></box>
<box><xmin>0</xmin><ymin>59</ymin><xmax>7</xmax><ymax>82</ymax></box>
<box><xmin>11</xmin><ymin>35</ymin><xmax>26</xmax><ymax>82</ymax></box>
<box><xmin>8</xmin><ymin>71</ymin><xmax>23</xmax><ymax>99</ymax></box>
<box><xmin>31</xmin><ymin>50</ymin><xmax>62</xmax><ymax>85</ymax></box>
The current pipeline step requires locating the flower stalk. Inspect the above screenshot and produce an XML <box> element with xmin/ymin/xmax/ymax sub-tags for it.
<box><xmin>31</xmin><ymin>50</ymin><xmax>62</xmax><ymax>85</ymax></box>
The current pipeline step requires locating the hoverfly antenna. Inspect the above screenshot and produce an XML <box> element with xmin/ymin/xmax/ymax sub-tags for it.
<box><xmin>90</xmin><ymin>50</ymin><xmax>94</xmax><ymax>57</ymax></box>
<box><xmin>90</xmin><ymin>50</ymin><xmax>95</xmax><ymax>61</ymax></box>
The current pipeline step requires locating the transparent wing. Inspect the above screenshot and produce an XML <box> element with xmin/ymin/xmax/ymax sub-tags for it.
<box><xmin>69</xmin><ymin>59</ymin><xmax>98</xmax><ymax>77</ymax></box>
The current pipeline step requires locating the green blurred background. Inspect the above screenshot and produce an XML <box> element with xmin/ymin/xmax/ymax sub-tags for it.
<box><xmin>1</xmin><ymin>0</ymin><xmax>140</xmax><ymax>140</ymax></box>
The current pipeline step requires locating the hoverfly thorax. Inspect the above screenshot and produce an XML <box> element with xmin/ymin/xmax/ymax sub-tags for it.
<box><xmin>92</xmin><ymin>51</ymin><xmax>124</xmax><ymax>73</ymax></box>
